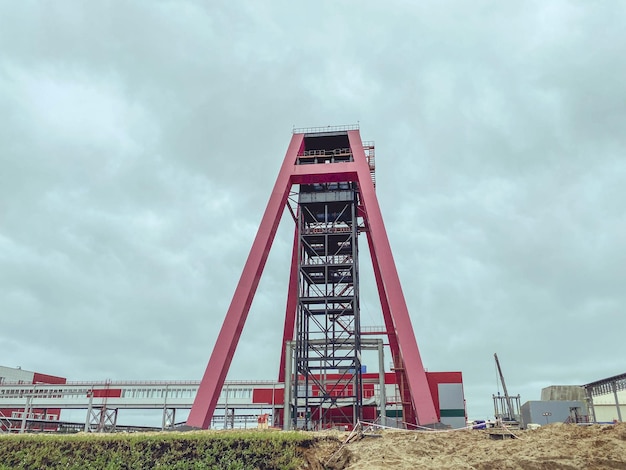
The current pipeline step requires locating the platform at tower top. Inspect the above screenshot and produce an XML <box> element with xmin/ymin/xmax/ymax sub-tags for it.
<box><xmin>292</xmin><ymin>124</ymin><xmax>360</xmax><ymax>134</ymax></box>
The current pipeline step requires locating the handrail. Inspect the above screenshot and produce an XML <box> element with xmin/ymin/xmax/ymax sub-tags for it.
<box><xmin>0</xmin><ymin>378</ymin><xmax>280</xmax><ymax>388</ymax></box>
<box><xmin>293</xmin><ymin>124</ymin><xmax>359</xmax><ymax>134</ymax></box>
<box><xmin>361</xmin><ymin>326</ymin><xmax>387</xmax><ymax>334</ymax></box>
<box><xmin>301</xmin><ymin>148</ymin><xmax>352</xmax><ymax>157</ymax></box>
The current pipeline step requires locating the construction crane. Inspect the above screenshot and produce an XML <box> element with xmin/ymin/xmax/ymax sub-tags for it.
<box><xmin>494</xmin><ymin>353</ymin><xmax>516</xmax><ymax>421</ymax></box>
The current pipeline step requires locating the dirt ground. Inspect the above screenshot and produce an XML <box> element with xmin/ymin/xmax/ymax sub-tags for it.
<box><xmin>304</xmin><ymin>422</ymin><xmax>626</xmax><ymax>469</ymax></box>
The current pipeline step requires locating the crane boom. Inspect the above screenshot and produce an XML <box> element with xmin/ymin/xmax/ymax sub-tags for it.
<box><xmin>494</xmin><ymin>353</ymin><xmax>515</xmax><ymax>420</ymax></box>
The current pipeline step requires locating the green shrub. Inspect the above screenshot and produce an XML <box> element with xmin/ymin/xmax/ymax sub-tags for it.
<box><xmin>0</xmin><ymin>431</ymin><xmax>313</xmax><ymax>470</ymax></box>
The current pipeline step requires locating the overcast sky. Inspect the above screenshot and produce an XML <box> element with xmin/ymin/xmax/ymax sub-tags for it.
<box><xmin>1</xmin><ymin>1</ymin><xmax>625</xmax><ymax>422</ymax></box>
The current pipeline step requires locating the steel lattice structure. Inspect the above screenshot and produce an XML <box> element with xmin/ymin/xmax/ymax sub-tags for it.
<box><xmin>293</xmin><ymin>171</ymin><xmax>362</xmax><ymax>429</ymax></box>
<box><xmin>186</xmin><ymin>127</ymin><xmax>438</xmax><ymax>429</ymax></box>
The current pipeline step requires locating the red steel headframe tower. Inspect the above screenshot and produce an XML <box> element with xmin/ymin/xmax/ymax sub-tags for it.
<box><xmin>186</xmin><ymin>125</ymin><xmax>438</xmax><ymax>429</ymax></box>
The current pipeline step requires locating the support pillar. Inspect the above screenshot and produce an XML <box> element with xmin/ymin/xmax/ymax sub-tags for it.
<box><xmin>612</xmin><ymin>382</ymin><xmax>623</xmax><ymax>422</ymax></box>
<box><xmin>85</xmin><ymin>403</ymin><xmax>118</xmax><ymax>433</ymax></box>
<box><xmin>19</xmin><ymin>395</ymin><xmax>32</xmax><ymax>434</ymax></box>
<box><xmin>283</xmin><ymin>341</ymin><xmax>294</xmax><ymax>431</ymax></box>
<box><xmin>377</xmin><ymin>339</ymin><xmax>386</xmax><ymax>424</ymax></box>
<box><xmin>162</xmin><ymin>408</ymin><xmax>176</xmax><ymax>430</ymax></box>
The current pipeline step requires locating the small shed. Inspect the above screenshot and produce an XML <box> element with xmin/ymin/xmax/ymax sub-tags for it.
<box><xmin>520</xmin><ymin>400</ymin><xmax>586</xmax><ymax>428</ymax></box>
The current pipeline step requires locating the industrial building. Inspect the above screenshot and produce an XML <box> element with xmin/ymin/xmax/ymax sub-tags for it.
<box><xmin>3</xmin><ymin>366</ymin><xmax>624</xmax><ymax>433</ymax></box>
<box><xmin>521</xmin><ymin>400</ymin><xmax>587</xmax><ymax>427</ymax></box>
<box><xmin>584</xmin><ymin>373</ymin><xmax>626</xmax><ymax>423</ymax></box>
<box><xmin>0</xmin><ymin>365</ymin><xmax>66</xmax><ymax>432</ymax></box>
<box><xmin>517</xmin><ymin>374</ymin><xmax>626</xmax><ymax>428</ymax></box>
<box><xmin>0</xmin><ymin>365</ymin><xmax>464</xmax><ymax>432</ymax></box>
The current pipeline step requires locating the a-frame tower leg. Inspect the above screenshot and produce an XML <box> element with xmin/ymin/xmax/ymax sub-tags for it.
<box><xmin>348</xmin><ymin>130</ymin><xmax>438</xmax><ymax>425</ymax></box>
<box><xmin>186</xmin><ymin>134</ymin><xmax>304</xmax><ymax>429</ymax></box>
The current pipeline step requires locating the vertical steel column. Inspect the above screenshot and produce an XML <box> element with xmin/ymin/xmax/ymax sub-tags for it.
<box><xmin>377</xmin><ymin>339</ymin><xmax>386</xmax><ymax>423</ymax></box>
<box><xmin>19</xmin><ymin>395</ymin><xmax>32</xmax><ymax>434</ymax></box>
<box><xmin>586</xmin><ymin>388</ymin><xmax>597</xmax><ymax>423</ymax></box>
<box><xmin>612</xmin><ymin>382</ymin><xmax>623</xmax><ymax>422</ymax></box>
<box><xmin>84</xmin><ymin>388</ymin><xmax>94</xmax><ymax>432</ymax></box>
<box><xmin>283</xmin><ymin>341</ymin><xmax>293</xmax><ymax>431</ymax></box>
<box><xmin>162</xmin><ymin>408</ymin><xmax>176</xmax><ymax>430</ymax></box>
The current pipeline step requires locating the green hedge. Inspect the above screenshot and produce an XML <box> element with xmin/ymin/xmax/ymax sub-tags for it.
<box><xmin>0</xmin><ymin>431</ymin><xmax>313</xmax><ymax>470</ymax></box>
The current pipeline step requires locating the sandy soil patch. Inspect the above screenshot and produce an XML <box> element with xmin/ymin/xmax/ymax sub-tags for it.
<box><xmin>308</xmin><ymin>422</ymin><xmax>626</xmax><ymax>469</ymax></box>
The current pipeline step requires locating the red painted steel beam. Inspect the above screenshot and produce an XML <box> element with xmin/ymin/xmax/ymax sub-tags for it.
<box><xmin>347</xmin><ymin>130</ymin><xmax>438</xmax><ymax>425</ymax></box>
<box><xmin>364</xmin><ymin>231</ymin><xmax>415</xmax><ymax>423</ymax></box>
<box><xmin>278</xmin><ymin>223</ymin><xmax>300</xmax><ymax>383</ymax></box>
<box><xmin>186</xmin><ymin>134</ymin><xmax>304</xmax><ymax>429</ymax></box>
<box><xmin>291</xmin><ymin>163</ymin><xmax>358</xmax><ymax>184</ymax></box>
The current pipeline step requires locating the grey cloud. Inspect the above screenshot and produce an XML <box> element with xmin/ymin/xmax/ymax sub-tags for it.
<box><xmin>1</xmin><ymin>1</ymin><xmax>624</xmax><ymax>421</ymax></box>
